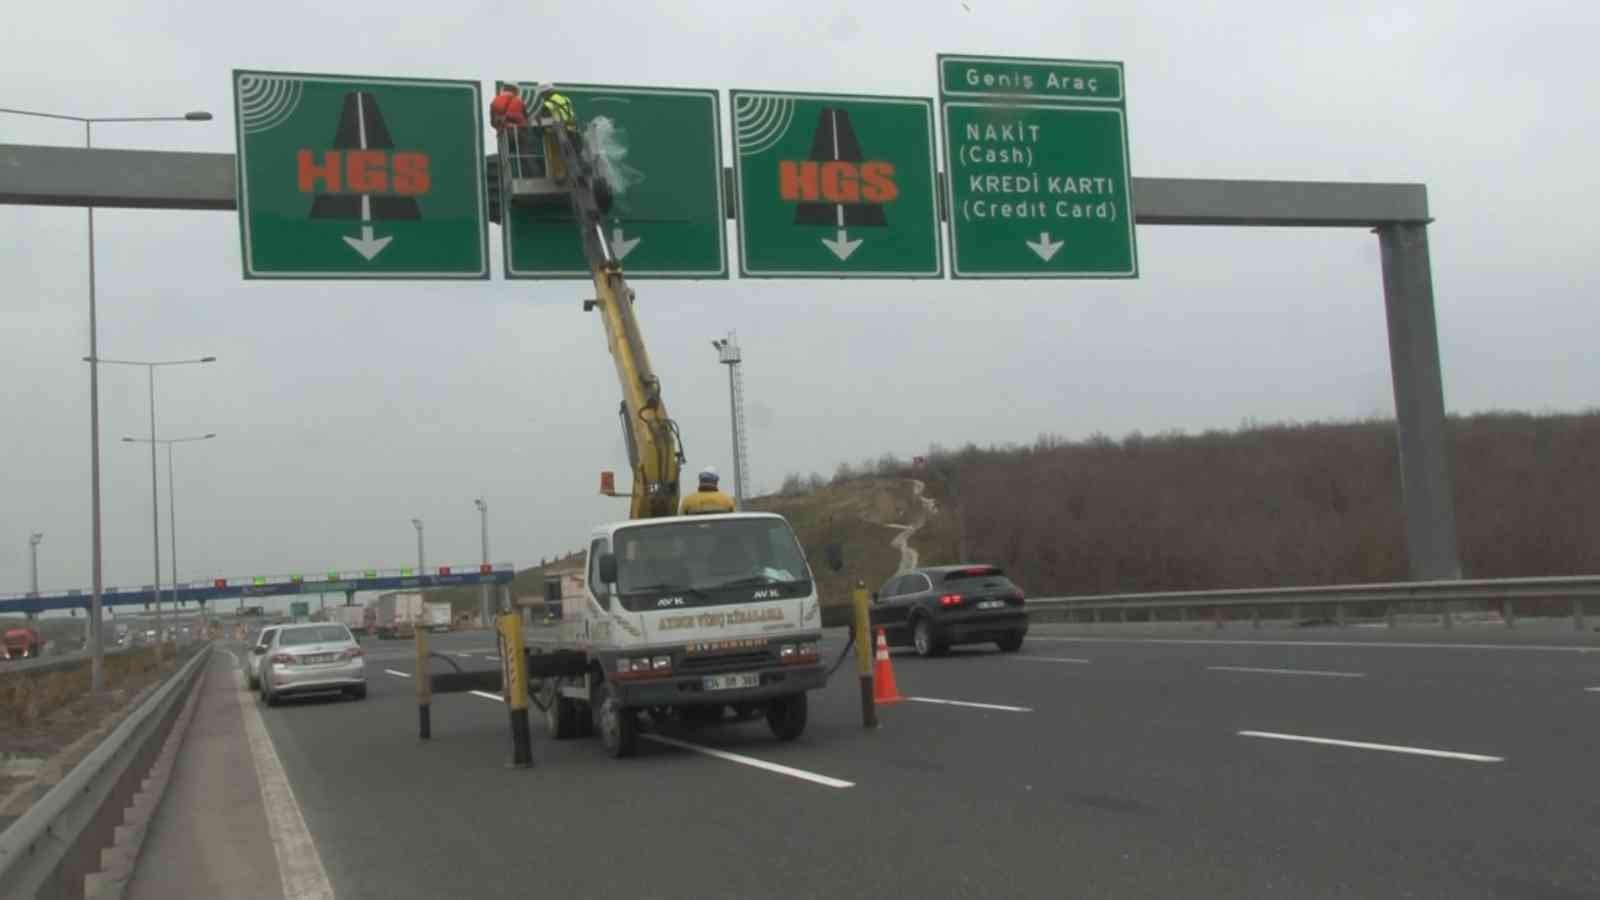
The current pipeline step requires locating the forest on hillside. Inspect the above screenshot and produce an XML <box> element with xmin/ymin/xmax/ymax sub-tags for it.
<box><xmin>780</xmin><ymin>412</ymin><xmax>1600</xmax><ymax>597</ymax></box>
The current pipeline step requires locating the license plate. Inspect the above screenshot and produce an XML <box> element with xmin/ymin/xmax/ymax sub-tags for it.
<box><xmin>304</xmin><ymin>653</ymin><xmax>338</xmax><ymax>664</ymax></box>
<box><xmin>977</xmin><ymin>600</ymin><xmax>1006</xmax><ymax>610</ymax></box>
<box><xmin>703</xmin><ymin>672</ymin><xmax>760</xmax><ymax>691</ymax></box>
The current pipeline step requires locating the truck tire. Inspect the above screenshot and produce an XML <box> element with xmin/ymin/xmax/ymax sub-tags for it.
<box><xmin>545</xmin><ymin>693</ymin><xmax>577</xmax><ymax>740</ymax></box>
<box><xmin>766</xmin><ymin>692</ymin><xmax>808</xmax><ymax>742</ymax></box>
<box><xmin>913</xmin><ymin>616</ymin><xmax>946</xmax><ymax>657</ymax></box>
<box><xmin>596</xmin><ymin>683</ymin><xmax>638</xmax><ymax>758</ymax></box>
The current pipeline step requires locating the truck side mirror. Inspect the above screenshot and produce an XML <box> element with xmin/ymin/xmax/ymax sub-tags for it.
<box><xmin>598</xmin><ymin>553</ymin><xmax>618</xmax><ymax>585</ymax></box>
<box><xmin>824</xmin><ymin>543</ymin><xmax>844</xmax><ymax>573</ymax></box>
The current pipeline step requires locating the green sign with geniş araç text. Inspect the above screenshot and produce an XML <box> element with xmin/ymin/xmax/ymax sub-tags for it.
<box><xmin>233</xmin><ymin>70</ymin><xmax>489</xmax><ymax>279</ymax></box>
<box><xmin>938</xmin><ymin>55</ymin><xmax>1138</xmax><ymax>278</ymax></box>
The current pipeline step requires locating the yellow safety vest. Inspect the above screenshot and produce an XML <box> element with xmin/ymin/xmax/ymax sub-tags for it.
<box><xmin>543</xmin><ymin>92</ymin><xmax>576</xmax><ymax>127</ymax></box>
<box><xmin>680</xmin><ymin>488</ymin><xmax>736</xmax><ymax>515</ymax></box>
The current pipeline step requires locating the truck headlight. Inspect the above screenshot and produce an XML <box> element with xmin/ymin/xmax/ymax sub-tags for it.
<box><xmin>652</xmin><ymin>655</ymin><xmax>672</xmax><ymax>671</ymax></box>
<box><xmin>779</xmin><ymin>644</ymin><xmax>796</xmax><ymax>659</ymax></box>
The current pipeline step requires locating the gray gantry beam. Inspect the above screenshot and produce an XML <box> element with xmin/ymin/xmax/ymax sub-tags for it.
<box><xmin>0</xmin><ymin>142</ymin><xmax>1457</xmax><ymax>579</ymax></box>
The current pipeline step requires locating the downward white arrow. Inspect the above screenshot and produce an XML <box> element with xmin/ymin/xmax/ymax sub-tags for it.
<box><xmin>611</xmin><ymin>227</ymin><xmax>641</xmax><ymax>261</ymax></box>
<box><xmin>821</xmin><ymin>228</ymin><xmax>863</xmax><ymax>261</ymax></box>
<box><xmin>1025</xmin><ymin>231</ymin><xmax>1063</xmax><ymax>262</ymax></box>
<box><xmin>339</xmin><ymin>93</ymin><xmax>393</xmax><ymax>262</ymax></box>
<box><xmin>343</xmin><ymin>224</ymin><xmax>394</xmax><ymax>261</ymax></box>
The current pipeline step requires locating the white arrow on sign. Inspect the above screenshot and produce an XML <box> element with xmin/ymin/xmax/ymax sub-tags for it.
<box><xmin>611</xmin><ymin>227</ymin><xmax>641</xmax><ymax>262</ymax></box>
<box><xmin>821</xmin><ymin>228</ymin><xmax>862</xmax><ymax>261</ymax></box>
<box><xmin>344</xmin><ymin>220</ymin><xmax>393</xmax><ymax>260</ymax></box>
<box><xmin>340</xmin><ymin>92</ymin><xmax>393</xmax><ymax>262</ymax></box>
<box><xmin>1025</xmin><ymin>231</ymin><xmax>1063</xmax><ymax>262</ymax></box>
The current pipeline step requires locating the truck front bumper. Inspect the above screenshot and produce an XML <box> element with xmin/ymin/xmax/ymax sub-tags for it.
<box><xmin>615</xmin><ymin>662</ymin><xmax>826</xmax><ymax>709</ymax></box>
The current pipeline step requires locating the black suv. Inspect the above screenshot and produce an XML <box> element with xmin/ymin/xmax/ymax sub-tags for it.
<box><xmin>871</xmin><ymin>565</ymin><xmax>1028</xmax><ymax>656</ymax></box>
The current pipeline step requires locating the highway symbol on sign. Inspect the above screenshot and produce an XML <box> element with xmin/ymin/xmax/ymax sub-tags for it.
<box><xmin>733</xmin><ymin>90</ymin><xmax>941</xmax><ymax>278</ymax></box>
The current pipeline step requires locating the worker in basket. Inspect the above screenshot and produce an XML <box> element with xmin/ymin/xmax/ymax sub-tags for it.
<box><xmin>489</xmin><ymin>81</ymin><xmax>531</xmax><ymax>176</ymax></box>
<box><xmin>680</xmin><ymin>466</ymin><xmax>736</xmax><ymax>515</ymax></box>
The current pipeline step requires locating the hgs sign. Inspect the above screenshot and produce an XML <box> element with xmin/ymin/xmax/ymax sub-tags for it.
<box><xmin>732</xmin><ymin>91</ymin><xmax>941</xmax><ymax>278</ymax></box>
<box><xmin>233</xmin><ymin>70</ymin><xmax>488</xmax><ymax>279</ymax></box>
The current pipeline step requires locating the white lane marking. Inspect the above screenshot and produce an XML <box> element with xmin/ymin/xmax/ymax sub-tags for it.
<box><xmin>235</xmin><ymin>670</ymin><xmax>336</xmax><ymax>899</ymax></box>
<box><xmin>385</xmin><ymin>669</ymin><xmax>411</xmax><ymax>678</ymax></box>
<box><xmin>1012</xmin><ymin>655</ymin><xmax>1091</xmax><ymax>664</ymax></box>
<box><xmin>643</xmin><ymin>734</ymin><xmax>854</xmax><ymax>789</ymax></box>
<box><xmin>470</xmin><ymin>690</ymin><xmax>504</xmax><ymax>702</ymax></box>
<box><xmin>1587</xmin><ymin>687</ymin><xmax>1600</xmax><ymax>693</ymax></box>
<box><xmin>906</xmin><ymin>696</ymin><xmax>1032</xmax><ymax>712</ymax></box>
<box><xmin>485</xmin><ymin>655</ymin><xmax>501</xmax><ymax>661</ymax></box>
<box><xmin>1208</xmin><ymin>665</ymin><xmax>1366</xmax><ymax>679</ymax></box>
<box><xmin>1238</xmin><ymin>730</ymin><xmax>1503</xmax><ymax>763</ymax></box>
<box><xmin>455</xmin><ymin>652</ymin><xmax>473</xmax><ymax>658</ymax></box>
<box><xmin>1029</xmin><ymin>636</ymin><xmax>1599</xmax><ymax>653</ymax></box>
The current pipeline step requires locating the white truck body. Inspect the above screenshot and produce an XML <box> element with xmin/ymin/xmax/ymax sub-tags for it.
<box><xmin>533</xmin><ymin>512</ymin><xmax>825</xmax><ymax>755</ymax></box>
<box><xmin>375</xmin><ymin>592</ymin><xmax>425</xmax><ymax>638</ymax></box>
<box><xmin>329</xmin><ymin>604</ymin><xmax>371</xmax><ymax>636</ymax></box>
<box><xmin>424</xmin><ymin>602</ymin><xmax>452</xmax><ymax>632</ymax></box>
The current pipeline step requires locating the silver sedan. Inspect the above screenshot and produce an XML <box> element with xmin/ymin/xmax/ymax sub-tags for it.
<box><xmin>259</xmin><ymin>623</ymin><xmax>366</xmax><ymax>705</ymax></box>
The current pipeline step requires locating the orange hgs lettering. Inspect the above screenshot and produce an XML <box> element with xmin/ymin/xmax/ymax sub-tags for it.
<box><xmin>779</xmin><ymin>160</ymin><xmax>898</xmax><ymax>204</ymax></box>
<box><xmin>296</xmin><ymin>150</ymin><xmax>431</xmax><ymax>195</ymax></box>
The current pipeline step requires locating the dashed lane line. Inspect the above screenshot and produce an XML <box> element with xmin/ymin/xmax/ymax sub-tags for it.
<box><xmin>1011</xmin><ymin>655</ymin><xmax>1091</xmax><ymax>664</ymax></box>
<box><xmin>384</xmin><ymin>669</ymin><xmax>411</xmax><ymax>678</ymax></box>
<box><xmin>643</xmin><ymin>735</ymin><xmax>855</xmax><ymax>789</ymax></box>
<box><xmin>1238</xmin><ymin>730</ymin><xmax>1503</xmax><ymax>763</ymax></box>
<box><xmin>905</xmin><ymin>696</ymin><xmax>1032</xmax><ymax>712</ymax></box>
<box><xmin>1208</xmin><ymin>665</ymin><xmax>1366</xmax><ymax>679</ymax></box>
<box><xmin>457</xmin><ymin>691</ymin><xmax>854</xmax><ymax>789</ymax></box>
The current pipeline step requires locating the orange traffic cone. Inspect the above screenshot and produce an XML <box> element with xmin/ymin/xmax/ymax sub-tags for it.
<box><xmin>873</xmin><ymin>628</ymin><xmax>904</xmax><ymax>704</ymax></box>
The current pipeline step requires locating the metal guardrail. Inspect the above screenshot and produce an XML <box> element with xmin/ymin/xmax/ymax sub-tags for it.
<box><xmin>0</xmin><ymin>644</ymin><xmax>211</xmax><ymax>897</ymax></box>
<box><xmin>1025</xmin><ymin>575</ymin><xmax>1600</xmax><ymax>630</ymax></box>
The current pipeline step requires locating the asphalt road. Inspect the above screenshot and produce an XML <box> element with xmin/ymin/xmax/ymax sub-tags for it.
<box><xmin>230</xmin><ymin>625</ymin><xmax>1600</xmax><ymax>899</ymax></box>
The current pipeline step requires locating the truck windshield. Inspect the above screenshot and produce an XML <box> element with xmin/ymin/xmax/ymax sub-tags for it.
<box><xmin>613</xmin><ymin>517</ymin><xmax>811</xmax><ymax>608</ymax></box>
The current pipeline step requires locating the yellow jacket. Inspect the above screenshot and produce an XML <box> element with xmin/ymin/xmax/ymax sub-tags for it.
<box><xmin>680</xmin><ymin>487</ymin><xmax>735</xmax><ymax>515</ymax></box>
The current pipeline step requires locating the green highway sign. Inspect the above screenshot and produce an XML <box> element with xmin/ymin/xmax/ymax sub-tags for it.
<box><xmin>502</xmin><ymin>84</ymin><xmax>725</xmax><ymax>280</ymax></box>
<box><xmin>233</xmin><ymin>70</ymin><xmax>488</xmax><ymax>279</ymax></box>
<box><xmin>732</xmin><ymin>91</ymin><xmax>941</xmax><ymax>278</ymax></box>
<box><xmin>938</xmin><ymin>55</ymin><xmax>1138</xmax><ymax>278</ymax></box>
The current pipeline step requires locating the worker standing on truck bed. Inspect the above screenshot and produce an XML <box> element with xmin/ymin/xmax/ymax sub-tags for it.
<box><xmin>680</xmin><ymin>466</ymin><xmax>735</xmax><ymax>515</ymax></box>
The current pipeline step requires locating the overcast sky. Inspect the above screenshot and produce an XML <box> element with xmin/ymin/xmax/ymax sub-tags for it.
<box><xmin>3</xmin><ymin>0</ymin><xmax>1596</xmax><ymax>600</ymax></box>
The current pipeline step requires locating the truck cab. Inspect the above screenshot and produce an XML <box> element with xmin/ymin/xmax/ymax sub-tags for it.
<box><xmin>541</xmin><ymin>512</ymin><xmax>825</xmax><ymax>757</ymax></box>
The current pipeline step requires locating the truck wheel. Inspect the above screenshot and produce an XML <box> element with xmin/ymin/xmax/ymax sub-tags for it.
<box><xmin>596</xmin><ymin>684</ymin><xmax>637</xmax><ymax>758</ymax></box>
<box><xmin>996</xmin><ymin>632</ymin><xmax>1025</xmax><ymax>653</ymax></box>
<box><xmin>545</xmin><ymin>693</ymin><xmax>576</xmax><ymax>740</ymax></box>
<box><xmin>913</xmin><ymin>617</ymin><xmax>945</xmax><ymax>657</ymax></box>
<box><xmin>766</xmin><ymin>693</ymin><xmax>808</xmax><ymax>742</ymax></box>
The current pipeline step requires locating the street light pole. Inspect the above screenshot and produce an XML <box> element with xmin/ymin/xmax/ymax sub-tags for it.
<box><xmin>28</xmin><ymin>532</ymin><xmax>43</xmax><ymax>599</ymax></box>
<box><xmin>474</xmin><ymin>499</ymin><xmax>489</xmax><ymax>625</ymax></box>
<box><xmin>105</xmin><ymin>357</ymin><xmax>215</xmax><ymax>662</ymax></box>
<box><xmin>0</xmin><ymin>106</ymin><xmax>212</xmax><ymax>691</ymax></box>
<box><xmin>712</xmin><ymin>332</ymin><xmax>750</xmax><ymax>508</ymax></box>
<box><xmin>411</xmin><ymin>518</ymin><xmax>425</xmax><ymax>575</ymax></box>
<box><xmin>122</xmin><ymin>433</ymin><xmax>214</xmax><ymax>632</ymax></box>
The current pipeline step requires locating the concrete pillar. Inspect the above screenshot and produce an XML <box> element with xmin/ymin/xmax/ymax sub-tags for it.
<box><xmin>1377</xmin><ymin>223</ymin><xmax>1462</xmax><ymax>581</ymax></box>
